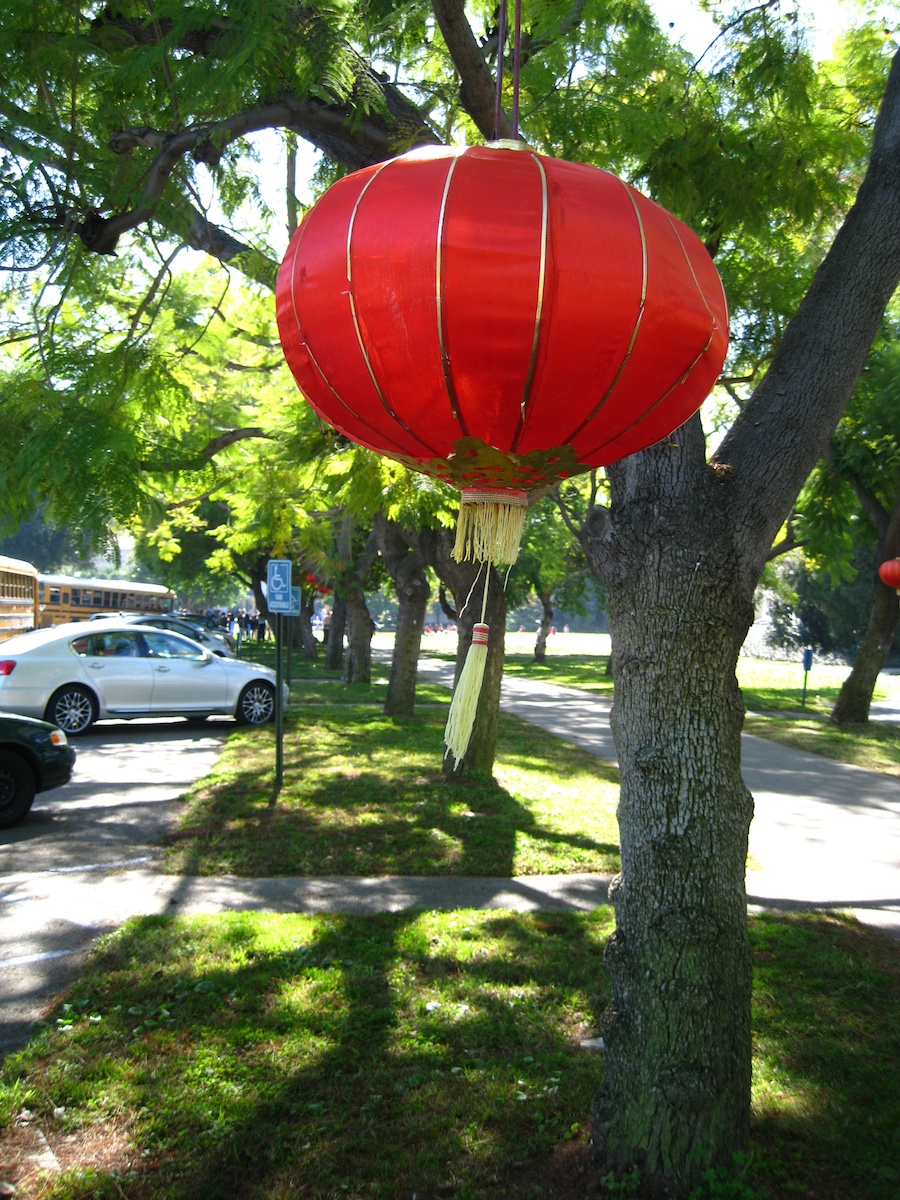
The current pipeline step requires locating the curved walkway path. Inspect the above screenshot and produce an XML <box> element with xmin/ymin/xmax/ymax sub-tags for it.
<box><xmin>416</xmin><ymin>659</ymin><xmax>900</xmax><ymax>939</ymax></box>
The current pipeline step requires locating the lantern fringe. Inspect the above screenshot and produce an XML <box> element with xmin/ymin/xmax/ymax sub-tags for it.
<box><xmin>452</xmin><ymin>489</ymin><xmax>527</xmax><ymax>566</ymax></box>
<box><xmin>445</xmin><ymin>622</ymin><xmax>490</xmax><ymax>767</ymax></box>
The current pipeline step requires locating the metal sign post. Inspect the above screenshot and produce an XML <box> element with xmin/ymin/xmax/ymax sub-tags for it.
<box><xmin>266</xmin><ymin>560</ymin><xmax>293</xmax><ymax>788</ymax></box>
<box><xmin>288</xmin><ymin>586</ymin><xmax>301</xmax><ymax>692</ymax></box>
<box><xmin>801</xmin><ymin>647</ymin><xmax>813</xmax><ymax>707</ymax></box>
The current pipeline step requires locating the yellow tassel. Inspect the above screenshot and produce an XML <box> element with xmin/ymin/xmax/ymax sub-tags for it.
<box><xmin>452</xmin><ymin>488</ymin><xmax>527</xmax><ymax>565</ymax></box>
<box><xmin>444</xmin><ymin>623</ymin><xmax>489</xmax><ymax>766</ymax></box>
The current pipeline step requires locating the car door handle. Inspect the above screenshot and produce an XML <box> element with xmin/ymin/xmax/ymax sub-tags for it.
<box><xmin>155</xmin><ymin>665</ymin><xmax>171</xmax><ymax>673</ymax></box>
<box><xmin>88</xmin><ymin>663</ymin><xmax>105</xmax><ymax>670</ymax></box>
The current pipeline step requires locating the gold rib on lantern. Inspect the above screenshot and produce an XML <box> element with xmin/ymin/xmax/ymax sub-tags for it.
<box><xmin>284</xmin><ymin>212</ymin><xmax>413</xmax><ymax>458</ymax></box>
<box><xmin>563</xmin><ymin>179</ymin><xmax>649</xmax><ymax>447</ymax></box>
<box><xmin>436</xmin><ymin>154</ymin><xmax>467</xmax><ymax>433</ymax></box>
<box><xmin>513</xmin><ymin>152</ymin><xmax>549</xmax><ymax>435</ymax></box>
<box><xmin>346</xmin><ymin>160</ymin><xmax>442</xmax><ymax>456</ymax></box>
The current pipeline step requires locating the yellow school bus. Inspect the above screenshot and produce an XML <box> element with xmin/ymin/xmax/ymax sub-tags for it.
<box><xmin>0</xmin><ymin>555</ymin><xmax>40</xmax><ymax>641</ymax></box>
<box><xmin>37</xmin><ymin>574</ymin><xmax>177</xmax><ymax>627</ymax></box>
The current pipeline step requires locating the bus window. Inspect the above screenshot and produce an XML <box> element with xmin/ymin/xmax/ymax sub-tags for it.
<box><xmin>72</xmin><ymin>589</ymin><xmax>81</xmax><ymax>605</ymax></box>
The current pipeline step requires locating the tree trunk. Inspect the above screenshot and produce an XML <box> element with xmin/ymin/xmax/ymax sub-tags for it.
<box><xmin>325</xmin><ymin>595</ymin><xmax>346</xmax><ymax>670</ymax></box>
<box><xmin>342</xmin><ymin>585</ymin><xmax>374</xmax><ymax>683</ymax></box>
<box><xmin>584</xmin><ymin>52</ymin><xmax>900</xmax><ymax>1190</ymax></box>
<box><xmin>831</xmin><ymin>575</ymin><xmax>900</xmax><ymax>723</ymax></box>
<box><xmin>374</xmin><ymin>514</ymin><xmax>431</xmax><ymax>717</ymax></box>
<box><xmin>298</xmin><ymin>587</ymin><xmax>319</xmax><ymax>659</ymax></box>
<box><xmin>534</xmin><ymin>589</ymin><xmax>553</xmax><ymax>662</ymax></box>
<box><xmin>831</xmin><ymin>502</ymin><xmax>900</xmax><ymax>724</ymax></box>
<box><xmin>414</xmin><ymin>526</ymin><xmax>506</xmax><ymax>779</ymax></box>
<box><xmin>586</xmin><ymin>431</ymin><xmax>755</xmax><ymax>1189</ymax></box>
<box><xmin>442</xmin><ymin>559</ymin><xmax>506</xmax><ymax>779</ymax></box>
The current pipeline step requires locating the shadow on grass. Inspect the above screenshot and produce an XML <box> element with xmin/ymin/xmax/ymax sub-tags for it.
<box><xmin>748</xmin><ymin>911</ymin><xmax>900</xmax><ymax>1200</ymax></box>
<box><xmin>7</xmin><ymin>907</ymin><xmax>612</xmax><ymax>1199</ymax></box>
<box><xmin>164</xmin><ymin>708</ymin><xmax>620</xmax><ymax>878</ymax></box>
<box><xmin>4</xmin><ymin>911</ymin><xmax>898</xmax><ymax>1198</ymax></box>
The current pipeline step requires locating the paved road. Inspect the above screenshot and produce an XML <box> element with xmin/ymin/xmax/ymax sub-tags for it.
<box><xmin>0</xmin><ymin>720</ymin><xmax>226</xmax><ymax>1054</ymax></box>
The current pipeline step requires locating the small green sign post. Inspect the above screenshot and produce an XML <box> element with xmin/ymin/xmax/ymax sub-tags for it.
<box><xmin>266</xmin><ymin>560</ymin><xmax>292</xmax><ymax>788</ymax></box>
<box><xmin>801</xmin><ymin>647</ymin><xmax>813</xmax><ymax>707</ymax></box>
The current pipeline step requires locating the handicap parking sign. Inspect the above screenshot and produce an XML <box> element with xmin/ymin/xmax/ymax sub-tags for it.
<box><xmin>266</xmin><ymin>559</ymin><xmax>292</xmax><ymax>613</ymax></box>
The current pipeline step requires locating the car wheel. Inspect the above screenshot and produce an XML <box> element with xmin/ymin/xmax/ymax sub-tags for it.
<box><xmin>236</xmin><ymin>681</ymin><xmax>275</xmax><ymax>725</ymax></box>
<box><xmin>0</xmin><ymin>752</ymin><xmax>36</xmax><ymax>829</ymax></box>
<box><xmin>45</xmin><ymin>685</ymin><xmax>97</xmax><ymax>735</ymax></box>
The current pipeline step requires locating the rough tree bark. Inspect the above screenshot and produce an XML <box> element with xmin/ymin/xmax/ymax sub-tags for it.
<box><xmin>374</xmin><ymin>513</ymin><xmax>432</xmax><ymax>717</ymax></box>
<box><xmin>831</xmin><ymin>576</ymin><xmax>900</xmax><ymax>722</ymax></box>
<box><xmin>342</xmin><ymin>584</ymin><xmax>375</xmax><ymax>683</ymax></box>
<box><xmin>341</xmin><ymin>527</ymin><xmax>379</xmax><ymax>685</ymax></box>
<box><xmin>297</xmin><ymin>585</ymin><xmax>319</xmax><ymax>659</ymax></box>
<box><xmin>534</xmin><ymin>589</ymin><xmax>553</xmax><ymax>662</ymax></box>
<box><xmin>324</xmin><ymin>595</ymin><xmax>346</xmax><ymax>670</ymax></box>
<box><xmin>586</xmin><ymin>51</ymin><xmax>900</xmax><ymax>1189</ymax></box>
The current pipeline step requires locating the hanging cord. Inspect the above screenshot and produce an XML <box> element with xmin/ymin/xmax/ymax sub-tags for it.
<box><xmin>459</xmin><ymin>560</ymin><xmax>488</xmax><ymax>620</ymax></box>
<box><xmin>512</xmin><ymin>0</ymin><xmax>523</xmax><ymax>139</ymax></box>
<box><xmin>493</xmin><ymin>0</ymin><xmax>508</xmax><ymax>140</ymax></box>
<box><xmin>480</xmin><ymin>563</ymin><xmax>490</xmax><ymax>624</ymax></box>
<box><xmin>492</xmin><ymin>0</ymin><xmax>523</xmax><ymax>141</ymax></box>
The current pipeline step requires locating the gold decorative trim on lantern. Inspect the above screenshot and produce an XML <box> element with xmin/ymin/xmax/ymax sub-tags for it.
<box><xmin>436</xmin><ymin>154</ymin><xmax>466</xmax><ymax>432</ymax></box>
<box><xmin>516</xmin><ymin>152</ymin><xmax>549</xmax><ymax>429</ymax></box>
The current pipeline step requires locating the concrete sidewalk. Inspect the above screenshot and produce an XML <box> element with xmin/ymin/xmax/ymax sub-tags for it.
<box><xmin>416</xmin><ymin>656</ymin><xmax>900</xmax><ymax>938</ymax></box>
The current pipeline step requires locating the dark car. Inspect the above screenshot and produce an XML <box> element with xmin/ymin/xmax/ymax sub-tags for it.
<box><xmin>0</xmin><ymin>712</ymin><xmax>76</xmax><ymax>828</ymax></box>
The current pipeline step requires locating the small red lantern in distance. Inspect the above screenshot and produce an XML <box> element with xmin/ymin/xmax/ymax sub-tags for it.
<box><xmin>878</xmin><ymin>558</ymin><xmax>900</xmax><ymax>591</ymax></box>
<box><xmin>276</xmin><ymin>141</ymin><xmax>728</xmax><ymax>565</ymax></box>
<box><xmin>306</xmin><ymin>571</ymin><xmax>333</xmax><ymax>597</ymax></box>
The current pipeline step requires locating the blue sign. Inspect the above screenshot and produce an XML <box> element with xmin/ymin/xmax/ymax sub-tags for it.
<box><xmin>289</xmin><ymin>586</ymin><xmax>302</xmax><ymax>616</ymax></box>
<box><xmin>266</xmin><ymin>559</ymin><xmax>292</xmax><ymax>613</ymax></box>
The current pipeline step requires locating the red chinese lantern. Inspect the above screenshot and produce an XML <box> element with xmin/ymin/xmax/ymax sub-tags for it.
<box><xmin>276</xmin><ymin>141</ymin><xmax>729</xmax><ymax>758</ymax></box>
<box><xmin>878</xmin><ymin>558</ymin><xmax>900</xmax><ymax>592</ymax></box>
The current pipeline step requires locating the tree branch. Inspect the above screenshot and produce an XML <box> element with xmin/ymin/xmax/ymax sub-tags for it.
<box><xmin>431</xmin><ymin>0</ymin><xmax>512</xmax><ymax>140</ymax></box>
<box><xmin>823</xmin><ymin>444</ymin><xmax>890</xmax><ymax>537</ymax></box>
<box><xmin>80</xmin><ymin>95</ymin><xmax>438</xmax><ymax>261</ymax></box>
<box><xmin>142</xmin><ymin>427</ymin><xmax>273</xmax><ymax>473</ymax></box>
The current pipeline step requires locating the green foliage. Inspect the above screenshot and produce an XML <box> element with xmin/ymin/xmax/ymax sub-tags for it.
<box><xmin>0</xmin><ymin>0</ymin><xmax>896</xmax><ymax>560</ymax></box>
<box><xmin>0</xmin><ymin>510</ymin><xmax>94</xmax><ymax>572</ymax></box>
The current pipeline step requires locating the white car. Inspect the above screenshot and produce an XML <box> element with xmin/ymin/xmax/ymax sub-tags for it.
<box><xmin>0</xmin><ymin>622</ymin><xmax>287</xmax><ymax>735</ymax></box>
<box><xmin>119</xmin><ymin>613</ymin><xmax>235</xmax><ymax>658</ymax></box>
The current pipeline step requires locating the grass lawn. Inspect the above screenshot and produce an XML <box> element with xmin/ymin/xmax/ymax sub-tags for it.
<box><xmin>164</xmin><ymin>692</ymin><xmax>621</xmax><ymax>878</ymax></box>
<box><xmin>1</xmin><ymin>910</ymin><xmax>897</xmax><ymax>1200</ymax></box>
<box><xmin>2</xmin><ymin>635</ymin><xmax>897</xmax><ymax>1198</ymax></box>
